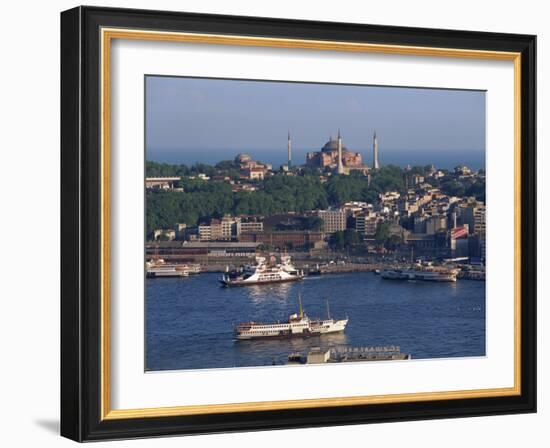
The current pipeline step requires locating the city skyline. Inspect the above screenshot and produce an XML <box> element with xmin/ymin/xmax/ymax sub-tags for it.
<box><xmin>146</xmin><ymin>76</ymin><xmax>486</xmax><ymax>170</ymax></box>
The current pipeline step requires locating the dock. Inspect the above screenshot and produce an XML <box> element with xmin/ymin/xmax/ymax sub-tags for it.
<box><xmin>288</xmin><ymin>345</ymin><xmax>410</xmax><ymax>365</ymax></box>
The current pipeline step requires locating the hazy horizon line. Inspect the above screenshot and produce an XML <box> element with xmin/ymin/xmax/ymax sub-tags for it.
<box><xmin>145</xmin><ymin>147</ymin><xmax>486</xmax><ymax>170</ymax></box>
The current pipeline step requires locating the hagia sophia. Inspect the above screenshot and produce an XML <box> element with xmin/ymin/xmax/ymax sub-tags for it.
<box><xmin>304</xmin><ymin>130</ymin><xmax>379</xmax><ymax>175</ymax></box>
<box><xmin>233</xmin><ymin>130</ymin><xmax>380</xmax><ymax>178</ymax></box>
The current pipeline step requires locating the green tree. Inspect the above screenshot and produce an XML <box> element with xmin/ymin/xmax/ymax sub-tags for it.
<box><xmin>325</xmin><ymin>175</ymin><xmax>370</xmax><ymax>205</ymax></box>
<box><xmin>329</xmin><ymin>231</ymin><xmax>346</xmax><ymax>250</ymax></box>
<box><xmin>370</xmin><ymin>165</ymin><xmax>404</xmax><ymax>192</ymax></box>
<box><xmin>374</xmin><ymin>222</ymin><xmax>390</xmax><ymax>242</ymax></box>
<box><xmin>441</xmin><ymin>180</ymin><xmax>466</xmax><ymax>197</ymax></box>
<box><xmin>343</xmin><ymin>228</ymin><xmax>362</xmax><ymax>246</ymax></box>
<box><xmin>215</xmin><ymin>160</ymin><xmax>240</xmax><ymax>171</ymax></box>
<box><xmin>146</xmin><ymin>160</ymin><xmax>190</xmax><ymax>177</ymax></box>
<box><xmin>409</xmin><ymin>165</ymin><xmax>426</xmax><ymax>176</ymax></box>
<box><xmin>375</xmin><ymin>222</ymin><xmax>404</xmax><ymax>250</ymax></box>
<box><xmin>465</xmin><ymin>179</ymin><xmax>486</xmax><ymax>202</ymax></box>
<box><xmin>328</xmin><ymin>229</ymin><xmax>362</xmax><ymax>249</ymax></box>
<box><xmin>302</xmin><ymin>216</ymin><xmax>324</xmax><ymax>231</ymax></box>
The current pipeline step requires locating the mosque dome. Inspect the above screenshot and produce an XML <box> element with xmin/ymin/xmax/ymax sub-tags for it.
<box><xmin>235</xmin><ymin>153</ymin><xmax>252</xmax><ymax>164</ymax></box>
<box><xmin>322</xmin><ymin>137</ymin><xmax>348</xmax><ymax>152</ymax></box>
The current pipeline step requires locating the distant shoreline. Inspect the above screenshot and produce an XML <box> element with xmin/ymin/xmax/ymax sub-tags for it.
<box><xmin>146</xmin><ymin>147</ymin><xmax>486</xmax><ymax>171</ymax></box>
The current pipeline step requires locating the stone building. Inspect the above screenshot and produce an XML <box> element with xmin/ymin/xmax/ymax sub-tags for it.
<box><xmin>355</xmin><ymin>213</ymin><xmax>380</xmax><ymax>237</ymax></box>
<box><xmin>234</xmin><ymin>153</ymin><xmax>270</xmax><ymax>180</ymax></box>
<box><xmin>317</xmin><ymin>209</ymin><xmax>347</xmax><ymax>234</ymax></box>
<box><xmin>306</xmin><ymin>132</ymin><xmax>364</xmax><ymax>172</ymax></box>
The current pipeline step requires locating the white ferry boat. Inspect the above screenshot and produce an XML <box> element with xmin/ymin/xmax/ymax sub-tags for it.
<box><xmin>145</xmin><ymin>259</ymin><xmax>200</xmax><ymax>278</ymax></box>
<box><xmin>146</xmin><ymin>266</ymin><xmax>189</xmax><ymax>278</ymax></box>
<box><xmin>234</xmin><ymin>297</ymin><xmax>348</xmax><ymax>340</ymax></box>
<box><xmin>220</xmin><ymin>255</ymin><xmax>304</xmax><ymax>287</ymax></box>
<box><xmin>380</xmin><ymin>265</ymin><xmax>458</xmax><ymax>282</ymax></box>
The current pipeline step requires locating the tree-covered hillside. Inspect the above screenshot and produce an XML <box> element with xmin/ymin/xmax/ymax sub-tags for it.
<box><xmin>145</xmin><ymin>161</ymin><xmax>484</xmax><ymax>236</ymax></box>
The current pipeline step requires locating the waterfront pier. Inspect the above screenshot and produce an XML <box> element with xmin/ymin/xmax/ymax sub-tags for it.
<box><xmin>288</xmin><ymin>345</ymin><xmax>411</xmax><ymax>365</ymax></box>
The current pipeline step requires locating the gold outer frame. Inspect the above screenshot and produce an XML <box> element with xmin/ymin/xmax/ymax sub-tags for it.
<box><xmin>100</xmin><ymin>28</ymin><xmax>522</xmax><ymax>421</ymax></box>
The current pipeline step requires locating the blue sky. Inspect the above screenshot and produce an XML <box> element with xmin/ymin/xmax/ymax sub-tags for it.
<box><xmin>145</xmin><ymin>76</ymin><xmax>486</xmax><ymax>168</ymax></box>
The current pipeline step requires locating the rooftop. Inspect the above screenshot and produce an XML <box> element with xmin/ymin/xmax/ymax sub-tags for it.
<box><xmin>322</xmin><ymin>137</ymin><xmax>348</xmax><ymax>152</ymax></box>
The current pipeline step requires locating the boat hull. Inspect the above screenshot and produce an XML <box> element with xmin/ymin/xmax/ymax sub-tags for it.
<box><xmin>235</xmin><ymin>328</ymin><xmax>346</xmax><ymax>341</ymax></box>
<box><xmin>380</xmin><ymin>269</ymin><xmax>457</xmax><ymax>282</ymax></box>
<box><xmin>412</xmin><ymin>274</ymin><xmax>457</xmax><ymax>282</ymax></box>
<box><xmin>146</xmin><ymin>271</ymin><xmax>188</xmax><ymax>278</ymax></box>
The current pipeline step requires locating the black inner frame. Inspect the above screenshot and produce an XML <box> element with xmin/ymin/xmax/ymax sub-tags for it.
<box><xmin>61</xmin><ymin>6</ymin><xmax>536</xmax><ymax>442</ymax></box>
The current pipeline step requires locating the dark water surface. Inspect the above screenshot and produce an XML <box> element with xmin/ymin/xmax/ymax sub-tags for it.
<box><xmin>146</xmin><ymin>272</ymin><xmax>485</xmax><ymax>371</ymax></box>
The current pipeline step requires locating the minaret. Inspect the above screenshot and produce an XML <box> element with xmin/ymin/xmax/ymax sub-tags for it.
<box><xmin>287</xmin><ymin>131</ymin><xmax>292</xmax><ymax>169</ymax></box>
<box><xmin>373</xmin><ymin>131</ymin><xmax>380</xmax><ymax>170</ymax></box>
<box><xmin>337</xmin><ymin>128</ymin><xmax>345</xmax><ymax>174</ymax></box>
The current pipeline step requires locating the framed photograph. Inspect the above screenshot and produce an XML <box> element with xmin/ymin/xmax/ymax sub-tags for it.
<box><xmin>61</xmin><ymin>6</ymin><xmax>536</xmax><ymax>441</ymax></box>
